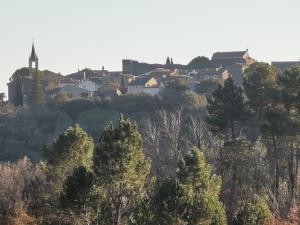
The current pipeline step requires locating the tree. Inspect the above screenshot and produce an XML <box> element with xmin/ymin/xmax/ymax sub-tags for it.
<box><xmin>233</xmin><ymin>195</ymin><xmax>271</xmax><ymax>225</ymax></box>
<box><xmin>46</xmin><ymin>124</ymin><xmax>94</xmax><ymax>181</ymax></box>
<box><xmin>0</xmin><ymin>157</ymin><xmax>46</xmax><ymax>224</ymax></box>
<box><xmin>0</xmin><ymin>93</ymin><xmax>6</xmax><ymax>105</ymax></box>
<box><xmin>151</xmin><ymin>147</ymin><xmax>227</xmax><ymax>225</ymax></box>
<box><xmin>60</xmin><ymin>166</ymin><xmax>98</xmax><ymax>225</ymax></box>
<box><xmin>187</xmin><ymin>56</ymin><xmax>212</xmax><ymax>69</ymax></box>
<box><xmin>166</xmin><ymin>57</ymin><xmax>171</xmax><ymax>66</ymax></box>
<box><xmin>195</xmin><ymin>79</ymin><xmax>223</xmax><ymax>94</ymax></box>
<box><xmin>94</xmin><ymin>115</ymin><xmax>151</xmax><ymax>225</ymax></box>
<box><xmin>207</xmin><ymin>77</ymin><xmax>245</xmax><ymax>140</ymax></box>
<box><xmin>165</xmin><ymin>78</ymin><xmax>187</xmax><ymax>91</ymax></box>
<box><xmin>276</xmin><ymin>66</ymin><xmax>300</xmax><ymax>214</ymax></box>
<box><xmin>220</xmin><ymin>139</ymin><xmax>268</xmax><ymax>213</ymax></box>
<box><xmin>28</xmin><ymin>70</ymin><xmax>45</xmax><ymax>106</ymax></box>
<box><xmin>243</xmin><ymin>63</ymin><xmax>291</xmax><ymax>198</ymax></box>
<box><xmin>243</xmin><ymin>63</ymin><xmax>279</xmax><ymax>113</ymax></box>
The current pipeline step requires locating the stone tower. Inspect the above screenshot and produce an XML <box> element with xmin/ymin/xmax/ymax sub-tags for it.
<box><xmin>29</xmin><ymin>43</ymin><xmax>38</xmax><ymax>69</ymax></box>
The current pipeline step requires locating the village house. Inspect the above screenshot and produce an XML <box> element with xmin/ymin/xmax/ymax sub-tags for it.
<box><xmin>46</xmin><ymin>84</ymin><xmax>93</xmax><ymax>99</ymax></box>
<box><xmin>127</xmin><ymin>77</ymin><xmax>160</xmax><ymax>95</ymax></box>
<box><xmin>189</xmin><ymin>68</ymin><xmax>229</xmax><ymax>81</ymax></box>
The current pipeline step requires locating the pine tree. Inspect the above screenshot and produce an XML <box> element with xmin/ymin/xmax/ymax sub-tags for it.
<box><xmin>94</xmin><ymin>115</ymin><xmax>151</xmax><ymax>225</ymax></box>
<box><xmin>207</xmin><ymin>76</ymin><xmax>245</xmax><ymax>139</ymax></box>
<box><xmin>60</xmin><ymin>166</ymin><xmax>98</xmax><ymax>225</ymax></box>
<box><xmin>151</xmin><ymin>147</ymin><xmax>227</xmax><ymax>225</ymax></box>
<box><xmin>243</xmin><ymin>63</ymin><xmax>291</xmax><ymax>197</ymax></box>
<box><xmin>233</xmin><ymin>195</ymin><xmax>271</xmax><ymax>225</ymax></box>
<box><xmin>46</xmin><ymin>124</ymin><xmax>94</xmax><ymax>181</ymax></box>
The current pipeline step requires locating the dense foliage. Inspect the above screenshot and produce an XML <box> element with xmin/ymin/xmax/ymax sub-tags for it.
<box><xmin>1</xmin><ymin>63</ymin><xmax>300</xmax><ymax>224</ymax></box>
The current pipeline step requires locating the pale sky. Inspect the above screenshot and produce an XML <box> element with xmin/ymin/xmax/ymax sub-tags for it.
<box><xmin>1</xmin><ymin>0</ymin><xmax>300</xmax><ymax>94</ymax></box>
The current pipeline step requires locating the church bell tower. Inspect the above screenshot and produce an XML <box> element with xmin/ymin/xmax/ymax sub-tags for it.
<box><xmin>29</xmin><ymin>43</ymin><xmax>39</xmax><ymax>70</ymax></box>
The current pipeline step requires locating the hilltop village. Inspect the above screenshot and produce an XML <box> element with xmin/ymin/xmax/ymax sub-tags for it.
<box><xmin>7</xmin><ymin>44</ymin><xmax>300</xmax><ymax>107</ymax></box>
<box><xmin>2</xmin><ymin>44</ymin><xmax>300</xmax><ymax>225</ymax></box>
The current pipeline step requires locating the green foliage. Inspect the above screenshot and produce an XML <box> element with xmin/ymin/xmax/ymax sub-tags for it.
<box><xmin>278</xmin><ymin>66</ymin><xmax>300</xmax><ymax>125</ymax></box>
<box><xmin>27</xmin><ymin>69</ymin><xmax>45</xmax><ymax>106</ymax></box>
<box><xmin>150</xmin><ymin>147</ymin><xmax>227</xmax><ymax>225</ymax></box>
<box><xmin>47</xmin><ymin>124</ymin><xmax>94</xmax><ymax>179</ymax></box>
<box><xmin>77</xmin><ymin>108</ymin><xmax>119</xmax><ymax>139</ymax></box>
<box><xmin>166</xmin><ymin>78</ymin><xmax>188</xmax><ymax>91</ymax></box>
<box><xmin>195</xmin><ymin>78</ymin><xmax>223</xmax><ymax>94</ymax></box>
<box><xmin>166</xmin><ymin>57</ymin><xmax>171</xmax><ymax>66</ymax></box>
<box><xmin>188</xmin><ymin>56</ymin><xmax>212</xmax><ymax>69</ymax></box>
<box><xmin>243</xmin><ymin>63</ymin><xmax>279</xmax><ymax>112</ymax></box>
<box><xmin>11</xmin><ymin>67</ymin><xmax>32</xmax><ymax>80</ymax></box>
<box><xmin>221</xmin><ymin>139</ymin><xmax>268</xmax><ymax>189</ymax></box>
<box><xmin>94</xmin><ymin>115</ymin><xmax>151</xmax><ymax>224</ymax></box>
<box><xmin>207</xmin><ymin>77</ymin><xmax>245</xmax><ymax>139</ymax></box>
<box><xmin>243</xmin><ymin>62</ymin><xmax>293</xmax><ymax>137</ymax></box>
<box><xmin>60</xmin><ymin>166</ymin><xmax>99</xmax><ymax>223</ymax></box>
<box><xmin>233</xmin><ymin>195</ymin><xmax>271</xmax><ymax>225</ymax></box>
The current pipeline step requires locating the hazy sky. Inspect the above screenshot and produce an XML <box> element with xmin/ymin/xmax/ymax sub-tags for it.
<box><xmin>1</xmin><ymin>0</ymin><xmax>300</xmax><ymax>94</ymax></box>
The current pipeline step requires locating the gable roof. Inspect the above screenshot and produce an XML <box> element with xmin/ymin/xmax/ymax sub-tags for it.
<box><xmin>212</xmin><ymin>50</ymin><xmax>248</xmax><ymax>60</ymax></box>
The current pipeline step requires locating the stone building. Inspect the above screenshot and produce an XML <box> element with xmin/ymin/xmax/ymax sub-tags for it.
<box><xmin>7</xmin><ymin>44</ymin><xmax>65</xmax><ymax>106</ymax></box>
<box><xmin>127</xmin><ymin>77</ymin><xmax>159</xmax><ymax>95</ymax></box>
<box><xmin>211</xmin><ymin>50</ymin><xmax>255</xmax><ymax>84</ymax></box>
<box><xmin>211</xmin><ymin>50</ymin><xmax>254</xmax><ymax>67</ymax></box>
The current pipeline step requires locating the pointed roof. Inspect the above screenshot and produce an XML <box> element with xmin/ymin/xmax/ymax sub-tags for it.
<box><xmin>29</xmin><ymin>43</ymin><xmax>38</xmax><ymax>60</ymax></box>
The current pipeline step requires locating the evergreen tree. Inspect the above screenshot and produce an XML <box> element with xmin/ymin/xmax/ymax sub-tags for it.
<box><xmin>28</xmin><ymin>69</ymin><xmax>45</xmax><ymax>106</ymax></box>
<box><xmin>207</xmin><ymin>77</ymin><xmax>245</xmax><ymax>139</ymax></box>
<box><xmin>60</xmin><ymin>166</ymin><xmax>98</xmax><ymax>225</ymax></box>
<box><xmin>151</xmin><ymin>147</ymin><xmax>227</xmax><ymax>225</ymax></box>
<box><xmin>94</xmin><ymin>115</ymin><xmax>151</xmax><ymax>225</ymax></box>
<box><xmin>46</xmin><ymin>124</ymin><xmax>94</xmax><ymax>180</ymax></box>
<box><xmin>166</xmin><ymin>57</ymin><xmax>171</xmax><ymax>66</ymax></box>
<box><xmin>277</xmin><ymin>66</ymin><xmax>300</xmax><ymax>204</ymax></box>
<box><xmin>243</xmin><ymin>63</ymin><xmax>291</xmax><ymax>197</ymax></box>
<box><xmin>187</xmin><ymin>56</ymin><xmax>211</xmax><ymax>69</ymax></box>
<box><xmin>243</xmin><ymin>63</ymin><xmax>279</xmax><ymax>113</ymax></box>
<box><xmin>278</xmin><ymin>66</ymin><xmax>300</xmax><ymax>114</ymax></box>
<box><xmin>233</xmin><ymin>195</ymin><xmax>271</xmax><ymax>225</ymax></box>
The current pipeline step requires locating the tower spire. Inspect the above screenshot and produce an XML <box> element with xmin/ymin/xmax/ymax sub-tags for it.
<box><xmin>29</xmin><ymin>42</ymin><xmax>39</xmax><ymax>69</ymax></box>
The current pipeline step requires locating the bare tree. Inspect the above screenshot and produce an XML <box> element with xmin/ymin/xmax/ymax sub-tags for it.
<box><xmin>0</xmin><ymin>157</ymin><xmax>46</xmax><ymax>220</ymax></box>
<box><xmin>159</xmin><ymin>107</ymin><xmax>183</xmax><ymax>162</ymax></box>
<box><xmin>143</xmin><ymin>118</ymin><xmax>161</xmax><ymax>155</ymax></box>
<box><xmin>189</xmin><ymin>115</ymin><xmax>213</xmax><ymax>150</ymax></box>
